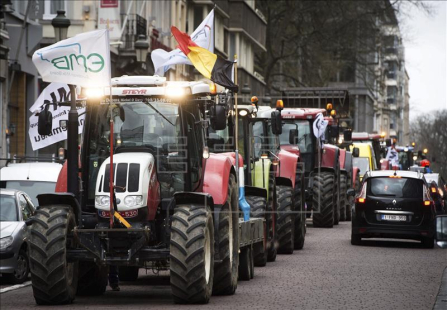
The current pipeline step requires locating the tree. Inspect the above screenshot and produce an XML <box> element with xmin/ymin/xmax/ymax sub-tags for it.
<box><xmin>411</xmin><ymin>110</ymin><xmax>447</xmax><ymax>180</ymax></box>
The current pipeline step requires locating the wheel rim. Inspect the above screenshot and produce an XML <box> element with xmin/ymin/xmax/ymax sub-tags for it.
<box><xmin>14</xmin><ymin>254</ymin><xmax>28</xmax><ymax>280</ymax></box>
<box><xmin>204</xmin><ymin>224</ymin><xmax>211</xmax><ymax>284</ymax></box>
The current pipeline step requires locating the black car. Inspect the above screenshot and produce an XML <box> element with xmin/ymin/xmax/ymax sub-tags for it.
<box><xmin>351</xmin><ymin>170</ymin><xmax>436</xmax><ymax>248</ymax></box>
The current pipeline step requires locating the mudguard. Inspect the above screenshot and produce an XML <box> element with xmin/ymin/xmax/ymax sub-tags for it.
<box><xmin>280</xmin><ymin>144</ymin><xmax>301</xmax><ymax>157</ymax></box>
<box><xmin>252</xmin><ymin>158</ymin><xmax>272</xmax><ymax>195</ymax></box>
<box><xmin>339</xmin><ymin>149</ymin><xmax>346</xmax><ymax>170</ymax></box>
<box><xmin>203</xmin><ymin>153</ymin><xmax>237</xmax><ymax>205</ymax></box>
<box><xmin>37</xmin><ymin>193</ymin><xmax>82</xmax><ymax>224</ymax></box>
<box><xmin>174</xmin><ymin>192</ymin><xmax>214</xmax><ymax>211</ymax></box>
<box><xmin>277</xmin><ymin>149</ymin><xmax>298</xmax><ymax>188</ymax></box>
<box><xmin>245</xmin><ymin>185</ymin><xmax>267</xmax><ymax>199</ymax></box>
<box><xmin>321</xmin><ymin>144</ymin><xmax>339</xmax><ymax>170</ymax></box>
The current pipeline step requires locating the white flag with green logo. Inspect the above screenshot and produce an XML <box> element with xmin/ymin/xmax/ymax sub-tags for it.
<box><xmin>32</xmin><ymin>29</ymin><xmax>111</xmax><ymax>88</ymax></box>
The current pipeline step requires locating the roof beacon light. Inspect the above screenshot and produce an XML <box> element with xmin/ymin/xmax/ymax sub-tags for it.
<box><xmin>209</xmin><ymin>83</ymin><xmax>217</xmax><ymax>95</ymax></box>
<box><xmin>251</xmin><ymin>96</ymin><xmax>259</xmax><ymax>104</ymax></box>
<box><xmin>330</xmin><ymin>110</ymin><xmax>336</xmax><ymax>117</ymax></box>
<box><xmin>276</xmin><ymin>100</ymin><xmax>284</xmax><ymax>110</ymax></box>
<box><xmin>326</xmin><ymin>103</ymin><xmax>333</xmax><ymax>110</ymax></box>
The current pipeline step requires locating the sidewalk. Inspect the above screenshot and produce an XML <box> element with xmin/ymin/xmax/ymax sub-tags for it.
<box><xmin>434</xmin><ymin>267</ymin><xmax>447</xmax><ymax>310</ymax></box>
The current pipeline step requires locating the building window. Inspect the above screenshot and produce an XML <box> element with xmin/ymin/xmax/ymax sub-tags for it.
<box><xmin>193</xmin><ymin>6</ymin><xmax>203</xmax><ymax>30</ymax></box>
<box><xmin>43</xmin><ymin>0</ymin><xmax>66</xmax><ymax>20</ymax></box>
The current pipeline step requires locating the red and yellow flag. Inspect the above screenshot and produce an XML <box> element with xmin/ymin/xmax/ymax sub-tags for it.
<box><xmin>171</xmin><ymin>26</ymin><xmax>238</xmax><ymax>92</ymax></box>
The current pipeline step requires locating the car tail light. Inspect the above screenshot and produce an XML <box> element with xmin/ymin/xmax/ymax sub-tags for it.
<box><xmin>356</xmin><ymin>183</ymin><xmax>367</xmax><ymax>203</ymax></box>
<box><xmin>431</xmin><ymin>187</ymin><xmax>436</xmax><ymax>193</ymax></box>
<box><xmin>423</xmin><ymin>200</ymin><xmax>431</xmax><ymax>206</ymax></box>
<box><xmin>357</xmin><ymin>198</ymin><xmax>366</xmax><ymax>203</ymax></box>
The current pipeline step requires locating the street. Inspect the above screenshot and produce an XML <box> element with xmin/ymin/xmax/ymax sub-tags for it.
<box><xmin>1</xmin><ymin>220</ymin><xmax>445</xmax><ymax>310</ymax></box>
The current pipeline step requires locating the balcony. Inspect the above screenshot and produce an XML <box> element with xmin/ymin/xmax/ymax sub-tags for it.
<box><xmin>229</xmin><ymin>0</ymin><xmax>266</xmax><ymax>49</ymax></box>
<box><xmin>121</xmin><ymin>14</ymin><xmax>147</xmax><ymax>51</ymax></box>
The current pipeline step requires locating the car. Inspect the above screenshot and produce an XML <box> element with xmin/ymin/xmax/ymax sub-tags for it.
<box><xmin>351</xmin><ymin>170</ymin><xmax>436</xmax><ymax>248</ymax></box>
<box><xmin>0</xmin><ymin>162</ymin><xmax>62</xmax><ymax>206</ymax></box>
<box><xmin>0</xmin><ymin>189</ymin><xmax>36</xmax><ymax>284</ymax></box>
<box><xmin>424</xmin><ymin>173</ymin><xmax>446</xmax><ymax>215</ymax></box>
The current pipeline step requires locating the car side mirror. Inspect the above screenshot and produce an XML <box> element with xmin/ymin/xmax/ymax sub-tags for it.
<box><xmin>210</xmin><ymin>104</ymin><xmax>226</xmax><ymax>130</ymax></box>
<box><xmin>352</xmin><ymin>147</ymin><xmax>360</xmax><ymax>158</ymax></box>
<box><xmin>343</xmin><ymin>129</ymin><xmax>352</xmax><ymax>142</ymax></box>
<box><xmin>289</xmin><ymin>129</ymin><xmax>298</xmax><ymax>145</ymax></box>
<box><xmin>435</xmin><ymin>215</ymin><xmax>447</xmax><ymax>248</ymax></box>
<box><xmin>271</xmin><ymin>111</ymin><xmax>282</xmax><ymax>135</ymax></box>
<box><xmin>347</xmin><ymin>188</ymin><xmax>356</xmax><ymax>197</ymax></box>
<box><xmin>385</xmin><ymin>138</ymin><xmax>392</xmax><ymax>147</ymax></box>
<box><xmin>38</xmin><ymin>105</ymin><xmax>53</xmax><ymax>136</ymax></box>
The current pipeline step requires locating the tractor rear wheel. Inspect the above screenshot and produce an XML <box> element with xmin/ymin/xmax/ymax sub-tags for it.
<box><xmin>119</xmin><ymin>266</ymin><xmax>139</xmax><ymax>281</ymax></box>
<box><xmin>276</xmin><ymin>185</ymin><xmax>294</xmax><ymax>254</ymax></box>
<box><xmin>238</xmin><ymin>246</ymin><xmax>252</xmax><ymax>281</ymax></box>
<box><xmin>294</xmin><ymin>176</ymin><xmax>305</xmax><ymax>250</ymax></box>
<box><xmin>29</xmin><ymin>206</ymin><xmax>78</xmax><ymax>305</ymax></box>
<box><xmin>170</xmin><ymin>204</ymin><xmax>214</xmax><ymax>304</ymax></box>
<box><xmin>76</xmin><ymin>262</ymin><xmax>107</xmax><ymax>296</ymax></box>
<box><xmin>312</xmin><ymin>172</ymin><xmax>335</xmax><ymax>228</ymax></box>
<box><xmin>340</xmin><ymin>174</ymin><xmax>348</xmax><ymax>221</ymax></box>
<box><xmin>248</xmin><ymin>196</ymin><xmax>268</xmax><ymax>267</ymax></box>
<box><xmin>213</xmin><ymin>175</ymin><xmax>239</xmax><ymax>295</ymax></box>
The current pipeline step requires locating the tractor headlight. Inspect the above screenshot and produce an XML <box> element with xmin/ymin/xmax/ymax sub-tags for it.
<box><xmin>124</xmin><ymin>195</ymin><xmax>143</xmax><ymax>207</ymax></box>
<box><xmin>0</xmin><ymin>236</ymin><xmax>13</xmax><ymax>250</ymax></box>
<box><xmin>95</xmin><ymin>195</ymin><xmax>110</xmax><ymax>207</ymax></box>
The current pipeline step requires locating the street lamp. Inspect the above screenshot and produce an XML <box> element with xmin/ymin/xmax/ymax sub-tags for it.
<box><xmin>135</xmin><ymin>35</ymin><xmax>149</xmax><ymax>63</ymax></box>
<box><xmin>51</xmin><ymin>10</ymin><xmax>71</xmax><ymax>41</ymax></box>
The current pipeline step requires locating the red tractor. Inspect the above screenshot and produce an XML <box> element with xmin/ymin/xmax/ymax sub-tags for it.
<box><xmin>29</xmin><ymin>76</ymin><xmax>264</xmax><ymax>305</ymax></box>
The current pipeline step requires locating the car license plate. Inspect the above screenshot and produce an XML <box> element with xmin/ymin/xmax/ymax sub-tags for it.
<box><xmin>381</xmin><ymin>214</ymin><xmax>406</xmax><ymax>221</ymax></box>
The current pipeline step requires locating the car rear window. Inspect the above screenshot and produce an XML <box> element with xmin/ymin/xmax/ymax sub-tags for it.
<box><xmin>368</xmin><ymin>177</ymin><xmax>423</xmax><ymax>199</ymax></box>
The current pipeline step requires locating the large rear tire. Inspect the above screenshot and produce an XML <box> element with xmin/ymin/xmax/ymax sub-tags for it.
<box><xmin>294</xmin><ymin>176</ymin><xmax>305</xmax><ymax>250</ymax></box>
<box><xmin>213</xmin><ymin>175</ymin><xmax>239</xmax><ymax>295</ymax></box>
<box><xmin>119</xmin><ymin>266</ymin><xmax>139</xmax><ymax>282</ymax></box>
<box><xmin>29</xmin><ymin>206</ymin><xmax>78</xmax><ymax>305</ymax></box>
<box><xmin>248</xmin><ymin>196</ymin><xmax>268</xmax><ymax>267</ymax></box>
<box><xmin>267</xmin><ymin>172</ymin><xmax>277</xmax><ymax>262</ymax></box>
<box><xmin>339</xmin><ymin>174</ymin><xmax>348</xmax><ymax>222</ymax></box>
<box><xmin>312</xmin><ymin>172</ymin><xmax>335</xmax><ymax>228</ymax></box>
<box><xmin>76</xmin><ymin>262</ymin><xmax>107</xmax><ymax>296</ymax></box>
<box><xmin>276</xmin><ymin>185</ymin><xmax>294</xmax><ymax>254</ymax></box>
<box><xmin>170</xmin><ymin>204</ymin><xmax>214</xmax><ymax>304</ymax></box>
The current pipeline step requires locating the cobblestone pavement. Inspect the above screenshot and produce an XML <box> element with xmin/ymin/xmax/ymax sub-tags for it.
<box><xmin>1</xmin><ymin>221</ymin><xmax>446</xmax><ymax>310</ymax></box>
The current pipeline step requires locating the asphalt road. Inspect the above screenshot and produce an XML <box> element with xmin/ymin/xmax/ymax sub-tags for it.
<box><xmin>1</xmin><ymin>221</ymin><xmax>446</xmax><ymax>310</ymax></box>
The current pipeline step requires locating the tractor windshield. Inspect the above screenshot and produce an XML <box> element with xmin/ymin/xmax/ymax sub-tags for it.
<box><xmin>279</xmin><ymin>120</ymin><xmax>313</xmax><ymax>153</ymax></box>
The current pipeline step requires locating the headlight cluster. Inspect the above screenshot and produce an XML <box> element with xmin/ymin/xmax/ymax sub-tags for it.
<box><xmin>124</xmin><ymin>195</ymin><xmax>143</xmax><ymax>207</ymax></box>
<box><xmin>95</xmin><ymin>195</ymin><xmax>143</xmax><ymax>208</ymax></box>
<box><xmin>0</xmin><ymin>236</ymin><xmax>13</xmax><ymax>250</ymax></box>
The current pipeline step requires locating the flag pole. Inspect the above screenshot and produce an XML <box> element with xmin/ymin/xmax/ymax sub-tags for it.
<box><xmin>234</xmin><ymin>54</ymin><xmax>239</xmax><ymax>171</ymax></box>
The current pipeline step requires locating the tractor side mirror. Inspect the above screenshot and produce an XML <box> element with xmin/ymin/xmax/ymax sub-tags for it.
<box><xmin>271</xmin><ymin>111</ymin><xmax>282</xmax><ymax>135</ymax></box>
<box><xmin>289</xmin><ymin>129</ymin><xmax>298</xmax><ymax>145</ymax></box>
<box><xmin>352</xmin><ymin>147</ymin><xmax>360</xmax><ymax>158</ymax></box>
<box><xmin>328</xmin><ymin>125</ymin><xmax>339</xmax><ymax>138</ymax></box>
<box><xmin>210</xmin><ymin>104</ymin><xmax>226</xmax><ymax>130</ymax></box>
<box><xmin>347</xmin><ymin>188</ymin><xmax>356</xmax><ymax>197</ymax></box>
<box><xmin>343</xmin><ymin>129</ymin><xmax>352</xmax><ymax>142</ymax></box>
<box><xmin>385</xmin><ymin>138</ymin><xmax>392</xmax><ymax>147</ymax></box>
<box><xmin>38</xmin><ymin>105</ymin><xmax>53</xmax><ymax>136</ymax></box>
<box><xmin>435</xmin><ymin>215</ymin><xmax>447</xmax><ymax>248</ymax></box>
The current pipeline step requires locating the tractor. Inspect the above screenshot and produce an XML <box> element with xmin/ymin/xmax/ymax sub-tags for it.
<box><xmin>29</xmin><ymin>76</ymin><xmax>264</xmax><ymax>305</ymax></box>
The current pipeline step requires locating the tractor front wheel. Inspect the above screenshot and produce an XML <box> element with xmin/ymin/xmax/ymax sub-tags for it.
<box><xmin>340</xmin><ymin>174</ymin><xmax>348</xmax><ymax>221</ymax></box>
<box><xmin>248</xmin><ymin>196</ymin><xmax>268</xmax><ymax>267</ymax></box>
<box><xmin>170</xmin><ymin>204</ymin><xmax>214</xmax><ymax>304</ymax></box>
<box><xmin>312</xmin><ymin>172</ymin><xmax>335</xmax><ymax>228</ymax></box>
<box><xmin>29</xmin><ymin>206</ymin><xmax>78</xmax><ymax>305</ymax></box>
<box><xmin>276</xmin><ymin>185</ymin><xmax>294</xmax><ymax>254</ymax></box>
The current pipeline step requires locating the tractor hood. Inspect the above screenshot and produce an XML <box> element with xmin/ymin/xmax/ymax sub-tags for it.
<box><xmin>95</xmin><ymin>153</ymin><xmax>155</xmax><ymax>212</ymax></box>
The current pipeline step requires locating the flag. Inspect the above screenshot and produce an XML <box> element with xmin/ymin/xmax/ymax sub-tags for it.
<box><xmin>32</xmin><ymin>29</ymin><xmax>111</xmax><ymax>88</ymax></box>
<box><xmin>28</xmin><ymin>83</ymin><xmax>86</xmax><ymax>150</ymax></box>
<box><xmin>171</xmin><ymin>26</ymin><xmax>239</xmax><ymax>92</ymax></box>
<box><xmin>151</xmin><ymin>9</ymin><xmax>214</xmax><ymax>75</ymax></box>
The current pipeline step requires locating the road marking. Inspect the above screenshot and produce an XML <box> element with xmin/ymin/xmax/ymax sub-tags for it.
<box><xmin>0</xmin><ymin>281</ymin><xmax>31</xmax><ymax>294</ymax></box>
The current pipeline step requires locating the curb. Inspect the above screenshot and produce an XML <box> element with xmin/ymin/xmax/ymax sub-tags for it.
<box><xmin>433</xmin><ymin>266</ymin><xmax>447</xmax><ymax>310</ymax></box>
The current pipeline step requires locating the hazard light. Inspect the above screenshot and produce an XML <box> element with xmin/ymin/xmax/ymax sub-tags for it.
<box><xmin>251</xmin><ymin>96</ymin><xmax>259</xmax><ymax>103</ymax></box>
<box><xmin>209</xmin><ymin>83</ymin><xmax>217</xmax><ymax>95</ymax></box>
<box><xmin>326</xmin><ymin>103</ymin><xmax>333</xmax><ymax>110</ymax></box>
<box><xmin>276</xmin><ymin>100</ymin><xmax>284</xmax><ymax>110</ymax></box>
<box><xmin>431</xmin><ymin>187</ymin><xmax>437</xmax><ymax>193</ymax></box>
<box><xmin>357</xmin><ymin>198</ymin><xmax>365</xmax><ymax>203</ymax></box>
<box><xmin>424</xmin><ymin>200</ymin><xmax>431</xmax><ymax>206</ymax></box>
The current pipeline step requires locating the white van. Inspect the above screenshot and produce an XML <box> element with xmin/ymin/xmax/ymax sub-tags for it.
<box><xmin>0</xmin><ymin>162</ymin><xmax>63</xmax><ymax>206</ymax></box>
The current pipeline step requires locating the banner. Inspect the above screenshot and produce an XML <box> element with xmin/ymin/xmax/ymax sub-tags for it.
<box><xmin>29</xmin><ymin>83</ymin><xmax>85</xmax><ymax>151</ymax></box>
<box><xmin>152</xmin><ymin>9</ymin><xmax>214</xmax><ymax>75</ymax></box>
<box><xmin>98</xmin><ymin>0</ymin><xmax>121</xmax><ymax>40</ymax></box>
<box><xmin>32</xmin><ymin>29</ymin><xmax>111</xmax><ymax>88</ymax></box>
